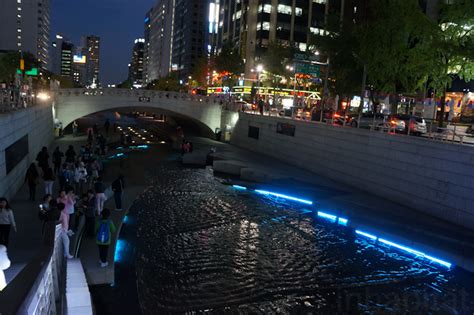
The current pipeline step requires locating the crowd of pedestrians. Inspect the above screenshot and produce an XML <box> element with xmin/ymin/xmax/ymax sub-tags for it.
<box><xmin>0</xmin><ymin>120</ymin><xmax>122</xmax><ymax>275</ymax></box>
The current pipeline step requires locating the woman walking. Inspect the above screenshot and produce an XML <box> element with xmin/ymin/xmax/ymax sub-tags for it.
<box><xmin>43</xmin><ymin>167</ymin><xmax>55</xmax><ymax>195</ymax></box>
<box><xmin>95</xmin><ymin>208</ymin><xmax>116</xmax><ymax>267</ymax></box>
<box><xmin>25</xmin><ymin>163</ymin><xmax>39</xmax><ymax>201</ymax></box>
<box><xmin>58</xmin><ymin>202</ymin><xmax>73</xmax><ymax>259</ymax></box>
<box><xmin>94</xmin><ymin>177</ymin><xmax>106</xmax><ymax>216</ymax></box>
<box><xmin>0</xmin><ymin>198</ymin><xmax>16</xmax><ymax>248</ymax></box>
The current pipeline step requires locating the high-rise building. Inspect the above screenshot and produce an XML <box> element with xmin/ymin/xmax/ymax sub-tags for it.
<box><xmin>146</xmin><ymin>0</ymin><xmax>175</xmax><ymax>82</ymax></box>
<box><xmin>72</xmin><ymin>47</ymin><xmax>88</xmax><ymax>86</ymax></box>
<box><xmin>145</xmin><ymin>0</ymin><xmax>214</xmax><ymax>82</ymax></box>
<box><xmin>143</xmin><ymin>9</ymin><xmax>152</xmax><ymax>84</ymax></box>
<box><xmin>129</xmin><ymin>38</ymin><xmax>145</xmax><ymax>86</ymax></box>
<box><xmin>83</xmin><ymin>35</ymin><xmax>100</xmax><ymax>86</ymax></box>
<box><xmin>51</xmin><ymin>34</ymin><xmax>64</xmax><ymax>75</ymax></box>
<box><xmin>60</xmin><ymin>41</ymin><xmax>74</xmax><ymax>78</ymax></box>
<box><xmin>0</xmin><ymin>0</ymin><xmax>51</xmax><ymax>71</ymax></box>
<box><xmin>171</xmin><ymin>0</ymin><xmax>210</xmax><ymax>80</ymax></box>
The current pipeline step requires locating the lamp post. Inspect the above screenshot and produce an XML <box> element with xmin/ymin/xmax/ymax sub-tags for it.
<box><xmin>256</xmin><ymin>64</ymin><xmax>263</xmax><ymax>98</ymax></box>
<box><xmin>286</xmin><ymin>65</ymin><xmax>297</xmax><ymax>107</ymax></box>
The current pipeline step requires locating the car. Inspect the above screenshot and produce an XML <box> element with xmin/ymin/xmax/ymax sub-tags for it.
<box><xmin>392</xmin><ymin>114</ymin><xmax>427</xmax><ymax>135</ymax></box>
<box><xmin>234</xmin><ymin>101</ymin><xmax>255</xmax><ymax>112</ymax></box>
<box><xmin>349</xmin><ymin>112</ymin><xmax>386</xmax><ymax>129</ymax></box>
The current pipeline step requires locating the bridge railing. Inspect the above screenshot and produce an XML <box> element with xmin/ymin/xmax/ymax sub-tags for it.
<box><xmin>0</xmin><ymin>223</ymin><xmax>71</xmax><ymax>315</ymax></box>
<box><xmin>55</xmin><ymin>88</ymin><xmax>219</xmax><ymax>104</ymax></box>
<box><xmin>0</xmin><ymin>88</ymin><xmax>37</xmax><ymax>113</ymax></box>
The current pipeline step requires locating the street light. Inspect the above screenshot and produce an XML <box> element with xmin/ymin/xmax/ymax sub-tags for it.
<box><xmin>286</xmin><ymin>65</ymin><xmax>297</xmax><ymax>108</ymax></box>
<box><xmin>255</xmin><ymin>64</ymin><xmax>264</xmax><ymax>98</ymax></box>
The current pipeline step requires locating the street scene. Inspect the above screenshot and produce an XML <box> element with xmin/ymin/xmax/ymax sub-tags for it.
<box><xmin>0</xmin><ymin>0</ymin><xmax>473</xmax><ymax>314</ymax></box>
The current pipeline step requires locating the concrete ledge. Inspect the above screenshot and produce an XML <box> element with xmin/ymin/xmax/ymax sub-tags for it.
<box><xmin>213</xmin><ymin>160</ymin><xmax>246</xmax><ymax>176</ymax></box>
<box><xmin>182</xmin><ymin>150</ymin><xmax>208</xmax><ymax>166</ymax></box>
<box><xmin>66</xmin><ymin>259</ymin><xmax>93</xmax><ymax>315</ymax></box>
<box><xmin>240</xmin><ymin>167</ymin><xmax>272</xmax><ymax>183</ymax></box>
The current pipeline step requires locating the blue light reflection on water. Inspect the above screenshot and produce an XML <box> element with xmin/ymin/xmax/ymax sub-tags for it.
<box><xmin>114</xmin><ymin>239</ymin><xmax>127</xmax><ymax>263</ymax></box>
<box><xmin>231</xmin><ymin>185</ymin><xmax>452</xmax><ymax>271</ymax></box>
<box><xmin>254</xmin><ymin>189</ymin><xmax>313</xmax><ymax>205</ymax></box>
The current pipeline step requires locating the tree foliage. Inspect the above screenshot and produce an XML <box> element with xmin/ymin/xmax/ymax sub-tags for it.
<box><xmin>214</xmin><ymin>45</ymin><xmax>244</xmax><ymax>75</ymax></box>
<box><xmin>147</xmin><ymin>74</ymin><xmax>182</xmax><ymax>92</ymax></box>
<box><xmin>0</xmin><ymin>51</ymin><xmax>37</xmax><ymax>83</ymax></box>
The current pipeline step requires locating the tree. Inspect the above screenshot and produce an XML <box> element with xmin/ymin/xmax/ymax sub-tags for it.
<box><xmin>357</xmin><ymin>0</ymin><xmax>437</xmax><ymax>113</ymax></box>
<box><xmin>214</xmin><ymin>44</ymin><xmax>244</xmax><ymax>75</ymax></box>
<box><xmin>425</xmin><ymin>0</ymin><xmax>474</xmax><ymax>126</ymax></box>
<box><xmin>147</xmin><ymin>74</ymin><xmax>182</xmax><ymax>92</ymax></box>
<box><xmin>117</xmin><ymin>79</ymin><xmax>133</xmax><ymax>89</ymax></box>
<box><xmin>0</xmin><ymin>51</ymin><xmax>37</xmax><ymax>83</ymax></box>
<box><xmin>261</xmin><ymin>41</ymin><xmax>294</xmax><ymax>79</ymax></box>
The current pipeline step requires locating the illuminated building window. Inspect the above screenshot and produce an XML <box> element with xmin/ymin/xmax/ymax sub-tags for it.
<box><xmin>257</xmin><ymin>4</ymin><xmax>272</xmax><ymax>13</ymax></box>
<box><xmin>313</xmin><ymin>0</ymin><xmax>326</xmax><ymax>3</ymax></box>
<box><xmin>277</xmin><ymin>4</ymin><xmax>292</xmax><ymax>15</ymax></box>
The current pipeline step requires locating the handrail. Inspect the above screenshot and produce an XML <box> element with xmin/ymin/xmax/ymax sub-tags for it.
<box><xmin>0</xmin><ymin>222</ymin><xmax>63</xmax><ymax>315</ymax></box>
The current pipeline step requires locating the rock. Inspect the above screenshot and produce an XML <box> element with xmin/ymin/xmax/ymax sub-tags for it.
<box><xmin>213</xmin><ymin>160</ymin><xmax>246</xmax><ymax>176</ymax></box>
<box><xmin>182</xmin><ymin>151</ymin><xmax>208</xmax><ymax>166</ymax></box>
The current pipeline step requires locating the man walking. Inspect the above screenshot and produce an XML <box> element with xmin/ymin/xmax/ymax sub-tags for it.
<box><xmin>112</xmin><ymin>174</ymin><xmax>124</xmax><ymax>211</ymax></box>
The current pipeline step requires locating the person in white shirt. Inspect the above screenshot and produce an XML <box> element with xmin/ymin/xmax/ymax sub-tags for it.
<box><xmin>0</xmin><ymin>245</ymin><xmax>10</xmax><ymax>291</ymax></box>
<box><xmin>0</xmin><ymin>198</ymin><xmax>16</xmax><ymax>248</ymax></box>
<box><xmin>74</xmin><ymin>162</ymin><xmax>88</xmax><ymax>196</ymax></box>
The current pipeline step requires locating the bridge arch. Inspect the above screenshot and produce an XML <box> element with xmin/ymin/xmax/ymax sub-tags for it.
<box><xmin>54</xmin><ymin>89</ymin><xmax>223</xmax><ymax>135</ymax></box>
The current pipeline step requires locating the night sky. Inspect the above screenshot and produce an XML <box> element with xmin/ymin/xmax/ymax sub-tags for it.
<box><xmin>51</xmin><ymin>0</ymin><xmax>155</xmax><ymax>85</ymax></box>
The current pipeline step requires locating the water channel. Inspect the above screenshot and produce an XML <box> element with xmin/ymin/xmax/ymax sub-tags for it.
<box><xmin>90</xmin><ymin>118</ymin><xmax>474</xmax><ymax>314</ymax></box>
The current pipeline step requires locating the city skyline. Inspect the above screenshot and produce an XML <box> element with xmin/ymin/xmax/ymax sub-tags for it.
<box><xmin>51</xmin><ymin>0</ymin><xmax>154</xmax><ymax>84</ymax></box>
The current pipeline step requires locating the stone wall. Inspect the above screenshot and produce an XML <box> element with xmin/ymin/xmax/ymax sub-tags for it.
<box><xmin>0</xmin><ymin>103</ymin><xmax>54</xmax><ymax>199</ymax></box>
<box><xmin>231</xmin><ymin>113</ymin><xmax>474</xmax><ymax>229</ymax></box>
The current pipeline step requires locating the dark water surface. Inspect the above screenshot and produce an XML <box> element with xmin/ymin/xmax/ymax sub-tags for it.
<box><xmin>132</xmin><ymin>164</ymin><xmax>474</xmax><ymax>314</ymax></box>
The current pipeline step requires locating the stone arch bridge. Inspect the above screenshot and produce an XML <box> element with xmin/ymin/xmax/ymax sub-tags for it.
<box><xmin>53</xmin><ymin>88</ymin><xmax>237</xmax><ymax>134</ymax></box>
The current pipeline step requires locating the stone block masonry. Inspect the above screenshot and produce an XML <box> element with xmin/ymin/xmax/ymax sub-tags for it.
<box><xmin>231</xmin><ymin>113</ymin><xmax>474</xmax><ymax>230</ymax></box>
<box><xmin>0</xmin><ymin>103</ymin><xmax>54</xmax><ymax>200</ymax></box>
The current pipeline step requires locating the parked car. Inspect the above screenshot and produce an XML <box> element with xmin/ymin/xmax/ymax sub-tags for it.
<box><xmin>392</xmin><ymin>114</ymin><xmax>427</xmax><ymax>135</ymax></box>
<box><xmin>235</xmin><ymin>101</ymin><xmax>255</xmax><ymax>112</ymax></box>
<box><xmin>348</xmin><ymin>113</ymin><xmax>386</xmax><ymax>129</ymax></box>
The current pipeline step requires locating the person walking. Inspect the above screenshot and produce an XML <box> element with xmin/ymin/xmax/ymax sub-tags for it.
<box><xmin>39</xmin><ymin>199</ymin><xmax>60</xmax><ymax>235</ymax></box>
<box><xmin>36</xmin><ymin>147</ymin><xmax>49</xmax><ymax>174</ymax></box>
<box><xmin>112</xmin><ymin>174</ymin><xmax>124</xmax><ymax>211</ymax></box>
<box><xmin>0</xmin><ymin>245</ymin><xmax>10</xmax><ymax>291</ymax></box>
<box><xmin>94</xmin><ymin>177</ymin><xmax>106</xmax><ymax>216</ymax></box>
<box><xmin>65</xmin><ymin>145</ymin><xmax>76</xmax><ymax>164</ymax></box>
<box><xmin>58</xmin><ymin>202</ymin><xmax>74</xmax><ymax>259</ymax></box>
<box><xmin>52</xmin><ymin>147</ymin><xmax>64</xmax><ymax>175</ymax></box>
<box><xmin>95</xmin><ymin>208</ymin><xmax>116</xmax><ymax>267</ymax></box>
<box><xmin>81</xmin><ymin>190</ymin><xmax>96</xmax><ymax>237</ymax></box>
<box><xmin>43</xmin><ymin>167</ymin><xmax>55</xmax><ymax>195</ymax></box>
<box><xmin>72</xmin><ymin>121</ymin><xmax>79</xmax><ymax>137</ymax></box>
<box><xmin>0</xmin><ymin>198</ymin><xmax>16</xmax><ymax>248</ymax></box>
<box><xmin>104</xmin><ymin>119</ymin><xmax>110</xmax><ymax>134</ymax></box>
<box><xmin>25</xmin><ymin>163</ymin><xmax>39</xmax><ymax>201</ymax></box>
<box><xmin>74</xmin><ymin>162</ymin><xmax>88</xmax><ymax>196</ymax></box>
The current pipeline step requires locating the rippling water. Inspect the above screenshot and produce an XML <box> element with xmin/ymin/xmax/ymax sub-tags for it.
<box><xmin>134</xmin><ymin>164</ymin><xmax>474</xmax><ymax>314</ymax></box>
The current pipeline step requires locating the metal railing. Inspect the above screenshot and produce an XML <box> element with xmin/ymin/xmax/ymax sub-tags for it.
<box><xmin>0</xmin><ymin>223</ymin><xmax>64</xmax><ymax>315</ymax></box>
<box><xmin>0</xmin><ymin>88</ymin><xmax>37</xmax><ymax>113</ymax></box>
<box><xmin>240</xmin><ymin>109</ymin><xmax>474</xmax><ymax>145</ymax></box>
<box><xmin>55</xmin><ymin>88</ymin><xmax>219</xmax><ymax>104</ymax></box>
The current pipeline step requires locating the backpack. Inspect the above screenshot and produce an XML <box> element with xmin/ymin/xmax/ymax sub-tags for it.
<box><xmin>97</xmin><ymin>220</ymin><xmax>110</xmax><ymax>243</ymax></box>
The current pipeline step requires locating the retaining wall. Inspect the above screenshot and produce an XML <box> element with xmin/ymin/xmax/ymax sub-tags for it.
<box><xmin>0</xmin><ymin>103</ymin><xmax>54</xmax><ymax>199</ymax></box>
<box><xmin>231</xmin><ymin>113</ymin><xmax>474</xmax><ymax>229</ymax></box>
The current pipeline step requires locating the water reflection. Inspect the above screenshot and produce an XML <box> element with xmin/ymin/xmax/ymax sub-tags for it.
<box><xmin>134</xmin><ymin>164</ymin><xmax>474</xmax><ymax>314</ymax></box>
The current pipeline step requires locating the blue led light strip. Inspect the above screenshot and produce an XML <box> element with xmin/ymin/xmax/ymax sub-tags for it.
<box><xmin>254</xmin><ymin>190</ymin><xmax>313</xmax><ymax>205</ymax></box>
<box><xmin>232</xmin><ymin>185</ymin><xmax>247</xmax><ymax>190</ymax></box>
<box><xmin>355</xmin><ymin>230</ymin><xmax>452</xmax><ymax>268</ymax></box>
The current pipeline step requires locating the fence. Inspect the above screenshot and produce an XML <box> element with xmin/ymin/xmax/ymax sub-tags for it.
<box><xmin>0</xmin><ymin>88</ymin><xmax>37</xmax><ymax>113</ymax></box>
<box><xmin>0</xmin><ymin>223</ymin><xmax>65</xmax><ymax>314</ymax></box>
